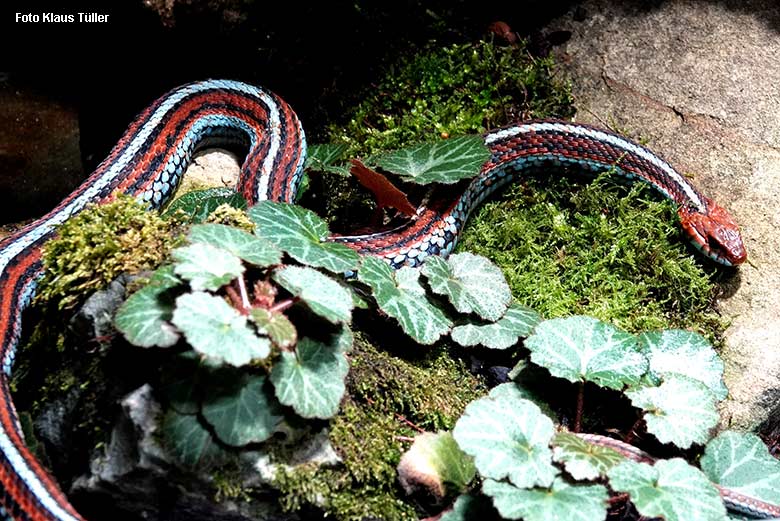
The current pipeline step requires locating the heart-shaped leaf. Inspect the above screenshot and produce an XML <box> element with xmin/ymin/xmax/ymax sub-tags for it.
<box><xmin>423</xmin><ymin>252</ymin><xmax>511</xmax><ymax>322</ymax></box>
<box><xmin>482</xmin><ymin>477</ymin><xmax>608</xmax><ymax>521</ymax></box>
<box><xmin>373</xmin><ymin>135</ymin><xmax>490</xmax><ymax>185</ymax></box>
<box><xmin>270</xmin><ymin>335</ymin><xmax>349</xmax><ymax>419</ymax></box>
<box><xmin>452</xmin><ymin>383</ymin><xmax>558</xmax><ymax>489</ymax></box>
<box><xmin>451</xmin><ymin>302</ymin><xmax>541</xmax><ymax>349</ymax></box>
<box><xmin>607</xmin><ymin>459</ymin><xmax>727</xmax><ymax>521</ymax></box>
<box><xmin>525</xmin><ymin>316</ymin><xmax>647</xmax><ymax>390</ymax></box>
<box><xmin>172</xmin><ymin>292</ymin><xmax>270</xmax><ymax>366</ymax></box>
<box><xmin>188</xmin><ymin>223</ymin><xmax>281</xmax><ymax>267</ymax></box>
<box><xmin>626</xmin><ymin>374</ymin><xmax>718</xmax><ymax>449</ymax></box>
<box><xmin>701</xmin><ymin>431</ymin><xmax>780</xmax><ymax>506</ymax></box>
<box><xmin>202</xmin><ymin>374</ymin><xmax>283</xmax><ymax>447</ymax></box>
<box><xmin>272</xmin><ymin>265</ymin><xmax>353</xmax><ymax>324</ymax></box>
<box><xmin>359</xmin><ymin>256</ymin><xmax>452</xmax><ymax>344</ymax></box>
<box><xmin>115</xmin><ymin>266</ymin><xmax>181</xmax><ymax>348</ymax></box>
<box><xmin>172</xmin><ymin>243</ymin><xmax>243</xmax><ymax>291</ymax></box>
<box><xmin>163</xmin><ymin>187</ymin><xmax>246</xmax><ymax>222</ymax></box>
<box><xmin>638</xmin><ymin>329</ymin><xmax>727</xmax><ymax>401</ymax></box>
<box><xmin>249</xmin><ymin>201</ymin><xmax>359</xmax><ymax>273</ymax></box>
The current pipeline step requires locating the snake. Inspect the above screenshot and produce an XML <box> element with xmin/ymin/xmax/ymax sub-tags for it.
<box><xmin>0</xmin><ymin>79</ymin><xmax>755</xmax><ymax>520</ymax></box>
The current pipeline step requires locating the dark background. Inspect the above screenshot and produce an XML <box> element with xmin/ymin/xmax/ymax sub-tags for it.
<box><xmin>0</xmin><ymin>0</ymin><xmax>584</xmax><ymax>224</ymax></box>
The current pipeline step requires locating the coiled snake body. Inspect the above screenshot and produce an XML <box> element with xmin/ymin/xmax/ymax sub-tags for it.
<box><xmin>0</xmin><ymin>80</ymin><xmax>757</xmax><ymax>520</ymax></box>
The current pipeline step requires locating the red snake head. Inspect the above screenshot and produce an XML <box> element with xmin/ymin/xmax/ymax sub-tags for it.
<box><xmin>678</xmin><ymin>199</ymin><xmax>747</xmax><ymax>266</ymax></box>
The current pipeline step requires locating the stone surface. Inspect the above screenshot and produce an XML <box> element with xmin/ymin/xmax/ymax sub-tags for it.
<box><xmin>546</xmin><ymin>0</ymin><xmax>780</xmax><ymax>429</ymax></box>
<box><xmin>72</xmin><ymin>384</ymin><xmax>299</xmax><ymax>521</ymax></box>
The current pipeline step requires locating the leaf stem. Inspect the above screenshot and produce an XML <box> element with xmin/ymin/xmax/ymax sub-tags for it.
<box><xmin>237</xmin><ymin>275</ymin><xmax>251</xmax><ymax>310</ymax></box>
<box><xmin>624</xmin><ymin>417</ymin><xmax>645</xmax><ymax>445</ymax></box>
<box><xmin>574</xmin><ymin>381</ymin><xmax>585</xmax><ymax>433</ymax></box>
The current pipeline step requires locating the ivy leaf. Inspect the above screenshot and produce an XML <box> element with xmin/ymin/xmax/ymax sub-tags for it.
<box><xmin>638</xmin><ymin>330</ymin><xmax>727</xmax><ymax>401</ymax></box>
<box><xmin>115</xmin><ymin>266</ymin><xmax>180</xmax><ymax>348</ymax></box>
<box><xmin>270</xmin><ymin>336</ymin><xmax>349</xmax><ymax>419</ymax></box>
<box><xmin>163</xmin><ymin>187</ymin><xmax>246</xmax><ymax>222</ymax></box>
<box><xmin>359</xmin><ymin>256</ymin><xmax>452</xmax><ymax>344</ymax></box>
<box><xmin>201</xmin><ymin>374</ymin><xmax>283</xmax><ymax>447</ymax></box>
<box><xmin>524</xmin><ymin>316</ymin><xmax>647</xmax><ymax>390</ymax></box>
<box><xmin>172</xmin><ymin>243</ymin><xmax>243</xmax><ymax>291</ymax></box>
<box><xmin>626</xmin><ymin>374</ymin><xmax>718</xmax><ymax>449</ymax></box>
<box><xmin>607</xmin><ymin>459</ymin><xmax>727</xmax><ymax>521</ymax></box>
<box><xmin>422</xmin><ymin>253</ymin><xmax>511</xmax><ymax>322</ymax></box>
<box><xmin>451</xmin><ymin>302</ymin><xmax>541</xmax><ymax>349</ymax></box>
<box><xmin>701</xmin><ymin>431</ymin><xmax>780</xmax><ymax>506</ymax></box>
<box><xmin>305</xmin><ymin>143</ymin><xmax>350</xmax><ymax>176</ymax></box>
<box><xmin>452</xmin><ymin>383</ymin><xmax>558</xmax><ymax>489</ymax></box>
<box><xmin>482</xmin><ymin>478</ymin><xmax>609</xmax><ymax>521</ymax></box>
<box><xmin>188</xmin><ymin>223</ymin><xmax>281</xmax><ymax>267</ymax></box>
<box><xmin>397</xmin><ymin>432</ymin><xmax>476</xmax><ymax>500</ymax></box>
<box><xmin>172</xmin><ymin>292</ymin><xmax>270</xmax><ymax>366</ymax></box>
<box><xmin>272</xmin><ymin>265</ymin><xmax>353</xmax><ymax>324</ymax></box>
<box><xmin>249</xmin><ymin>308</ymin><xmax>297</xmax><ymax>349</ymax></box>
<box><xmin>162</xmin><ymin>411</ymin><xmax>227</xmax><ymax>469</ymax></box>
<box><xmin>249</xmin><ymin>201</ymin><xmax>359</xmax><ymax>273</ymax></box>
<box><xmin>440</xmin><ymin>494</ymin><xmax>500</xmax><ymax>521</ymax></box>
<box><xmin>552</xmin><ymin>432</ymin><xmax>625</xmax><ymax>481</ymax></box>
<box><xmin>373</xmin><ymin>135</ymin><xmax>490</xmax><ymax>185</ymax></box>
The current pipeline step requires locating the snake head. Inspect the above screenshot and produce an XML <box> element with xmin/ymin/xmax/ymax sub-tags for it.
<box><xmin>678</xmin><ymin>199</ymin><xmax>747</xmax><ymax>266</ymax></box>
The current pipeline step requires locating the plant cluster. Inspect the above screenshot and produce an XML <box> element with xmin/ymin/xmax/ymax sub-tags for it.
<box><xmin>397</xmin><ymin>312</ymin><xmax>780</xmax><ymax>521</ymax></box>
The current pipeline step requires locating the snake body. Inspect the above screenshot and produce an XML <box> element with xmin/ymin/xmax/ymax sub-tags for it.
<box><xmin>0</xmin><ymin>80</ymin><xmax>752</xmax><ymax>520</ymax></box>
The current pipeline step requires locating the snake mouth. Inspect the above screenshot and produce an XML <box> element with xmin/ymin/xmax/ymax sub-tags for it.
<box><xmin>688</xmin><ymin>230</ymin><xmax>734</xmax><ymax>267</ymax></box>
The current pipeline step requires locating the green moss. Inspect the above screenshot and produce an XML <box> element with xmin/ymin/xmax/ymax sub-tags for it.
<box><xmin>346</xmin><ymin>334</ymin><xmax>485</xmax><ymax>431</ymax></box>
<box><xmin>328</xmin><ymin>40</ymin><xmax>573</xmax><ymax>157</ymax></box>
<box><xmin>212</xmin><ymin>466</ymin><xmax>253</xmax><ymax>503</ymax></box>
<box><xmin>205</xmin><ymin>203</ymin><xmax>255</xmax><ymax>231</ymax></box>
<box><xmin>36</xmin><ymin>194</ymin><xmax>181</xmax><ymax>309</ymax></box>
<box><xmin>458</xmin><ymin>174</ymin><xmax>726</xmax><ymax>339</ymax></box>
<box><xmin>273</xmin><ymin>465</ymin><xmax>417</xmax><ymax>521</ymax></box>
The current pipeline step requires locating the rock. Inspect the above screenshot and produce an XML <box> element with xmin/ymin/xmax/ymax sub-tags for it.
<box><xmin>71</xmin><ymin>275</ymin><xmax>132</xmax><ymax>347</ymax></box>
<box><xmin>71</xmin><ymin>384</ymin><xmax>303</xmax><ymax>520</ymax></box>
<box><xmin>544</xmin><ymin>0</ymin><xmax>780</xmax><ymax>429</ymax></box>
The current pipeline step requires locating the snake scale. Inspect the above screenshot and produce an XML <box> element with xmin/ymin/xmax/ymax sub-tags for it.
<box><xmin>0</xmin><ymin>80</ymin><xmax>759</xmax><ymax>520</ymax></box>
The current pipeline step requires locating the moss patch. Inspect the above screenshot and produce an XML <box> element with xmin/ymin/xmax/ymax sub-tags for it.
<box><xmin>345</xmin><ymin>334</ymin><xmax>484</xmax><ymax>431</ymax></box>
<box><xmin>328</xmin><ymin>40</ymin><xmax>573</xmax><ymax>157</ymax></box>
<box><xmin>458</xmin><ymin>174</ymin><xmax>726</xmax><ymax>339</ymax></box>
<box><xmin>36</xmin><ymin>194</ymin><xmax>181</xmax><ymax>309</ymax></box>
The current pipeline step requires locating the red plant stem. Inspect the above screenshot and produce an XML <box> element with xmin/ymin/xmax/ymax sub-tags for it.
<box><xmin>574</xmin><ymin>381</ymin><xmax>585</xmax><ymax>433</ymax></box>
<box><xmin>395</xmin><ymin>436</ymin><xmax>416</xmax><ymax>443</ymax></box>
<box><xmin>225</xmin><ymin>285</ymin><xmax>246</xmax><ymax>313</ymax></box>
<box><xmin>624</xmin><ymin>417</ymin><xmax>645</xmax><ymax>445</ymax></box>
